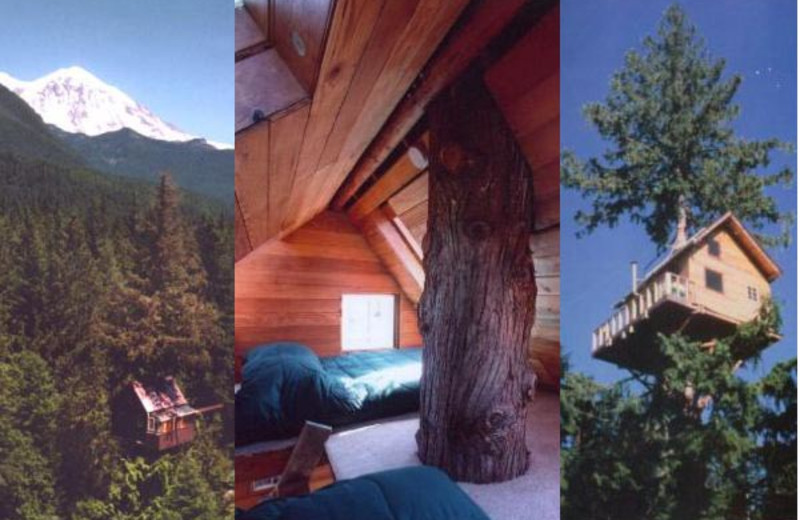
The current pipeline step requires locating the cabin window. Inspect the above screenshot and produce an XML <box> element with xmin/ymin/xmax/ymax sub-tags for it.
<box><xmin>708</xmin><ymin>238</ymin><xmax>720</xmax><ymax>257</ymax></box>
<box><xmin>705</xmin><ymin>269</ymin><xmax>723</xmax><ymax>293</ymax></box>
<box><xmin>747</xmin><ymin>286</ymin><xmax>759</xmax><ymax>301</ymax></box>
<box><xmin>147</xmin><ymin>415</ymin><xmax>155</xmax><ymax>433</ymax></box>
<box><xmin>342</xmin><ymin>294</ymin><xmax>396</xmax><ymax>351</ymax></box>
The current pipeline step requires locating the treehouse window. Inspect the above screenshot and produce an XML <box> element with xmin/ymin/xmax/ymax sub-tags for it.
<box><xmin>342</xmin><ymin>294</ymin><xmax>396</xmax><ymax>351</ymax></box>
<box><xmin>747</xmin><ymin>286</ymin><xmax>759</xmax><ymax>301</ymax></box>
<box><xmin>705</xmin><ymin>269</ymin><xmax>723</xmax><ymax>293</ymax></box>
<box><xmin>708</xmin><ymin>238</ymin><xmax>720</xmax><ymax>257</ymax></box>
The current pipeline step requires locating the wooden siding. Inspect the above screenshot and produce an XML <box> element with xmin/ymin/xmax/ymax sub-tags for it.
<box><xmin>234</xmin><ymin>211</ymin><xmax>422</xmax><ymax>379</ymax></box>
<box><xmin>687</xmin><ymin>228</ymin><xmax>772</xmax><ymax>323</ymax></box>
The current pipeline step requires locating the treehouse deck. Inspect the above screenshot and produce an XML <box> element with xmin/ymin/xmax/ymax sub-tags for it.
<box><xmin>592</xmin><ymin>272</ymin><xmax>743</xmax><ymax>371</ymax></box>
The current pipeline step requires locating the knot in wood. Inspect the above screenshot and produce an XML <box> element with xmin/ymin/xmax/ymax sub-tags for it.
<box><xmin>439</xmin><ymin>143</ymin><xmax>465</xmax><ymax>174</ymax></box>
<box><xmin>464</xmin><ymin>220</ymin><xmax>492</xmax><ymax>241</ymax></box>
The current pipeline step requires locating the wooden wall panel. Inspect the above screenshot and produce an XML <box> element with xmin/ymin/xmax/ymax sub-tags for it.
<box><xmin>235</xmin><ymin>122</ymin><xmax>270</xmax><ymax>247</ymax></box>
<box><xmin>688</xmin><ymin>228</ymin><xmax>772</xmax><ymax>323</ymax></box>
<box><xmin>237</xmin><ymin>5</ymin><xmax>268</xmax><ymax>59</ymax></box>
<box><xmin>235</xmin><ymin>211</ymin><xmax>422</xmax><ymax>379</ymax></box>
<box><xmin>272</xmin><ymin>0</ymin><xmax>335</xmax><ymax>93</ymax></box>
<box><xmin>235</xmin><ymin>194</ymin><xmax>254</xmax><ymax>262</ymax></box>
<box><xmin>359</xmin><ymin>208</ymin><xmax>425</xmax><ymax>305</ymax></box>
<box><xmin>267</xmin><ymin>105</ymin><xmax>310</xmax><ymax>238</ymax></box>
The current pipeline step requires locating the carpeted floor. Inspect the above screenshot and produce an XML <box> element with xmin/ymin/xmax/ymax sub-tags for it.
<box><xmin>325</xmin><ymin>391</ymin><xmax>559</xmax><ymax>520</ymax></box>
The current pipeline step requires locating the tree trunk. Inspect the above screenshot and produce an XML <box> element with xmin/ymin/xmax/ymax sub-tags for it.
<box><xmin>416</xmin><ymin>69</ymin><xmax>537</xmax><ymax>483</ymax></box>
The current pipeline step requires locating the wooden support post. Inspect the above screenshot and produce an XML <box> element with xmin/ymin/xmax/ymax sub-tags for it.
<box><xmin>416</xmin><ymin>69</ymin><xmax>536</xmax><ymax>483</ymax></box>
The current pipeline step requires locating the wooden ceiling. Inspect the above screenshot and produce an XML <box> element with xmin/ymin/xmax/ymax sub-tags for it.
<box><xmin>235</xmin><ymin>0</ymin><xmax>473</xmax><ymax>258</ymax></box>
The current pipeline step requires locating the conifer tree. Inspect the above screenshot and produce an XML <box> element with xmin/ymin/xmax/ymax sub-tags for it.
<box><xmin>561</xmin><ymin>5</ymin><xmax>796</xmax><ymax>519</ymax></box>
<box><xmin>562</xmin><ymin>4</ymin><xmax>793</xmax><ymax>250</ymax></box>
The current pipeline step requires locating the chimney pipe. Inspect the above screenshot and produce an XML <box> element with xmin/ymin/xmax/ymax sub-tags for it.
<box><xmin>631</xmin><ymin>261</ymin><xmax>638</xmax><ymax>294</ymax></box>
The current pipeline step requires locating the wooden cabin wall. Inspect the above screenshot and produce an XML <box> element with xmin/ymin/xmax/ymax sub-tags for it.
<box><xmin>687</xmin><ymin>228</ymin><xmax>771</xmax><ymax>322</ymax></box>
<box><xmin>234</xmin><ymin>211</ymin><xmax>423</xmax><ymax>380</ymax></box>
<box><xmin>485</xmin><ymin>6</ymin><xmax>560</xmax><ymax>388</ymax></box>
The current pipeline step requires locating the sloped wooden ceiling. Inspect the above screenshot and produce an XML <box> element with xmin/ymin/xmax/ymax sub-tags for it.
<box><xmin>235</xmin><ymin>0</ymin><xmax>473</xmax><ymax>260</ymax></box>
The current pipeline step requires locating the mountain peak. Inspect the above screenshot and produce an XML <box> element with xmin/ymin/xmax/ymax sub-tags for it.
<box><xmin>0</xmin><ymin>67</ymin><xmax>230</xmax><ymax>148</ymax></box>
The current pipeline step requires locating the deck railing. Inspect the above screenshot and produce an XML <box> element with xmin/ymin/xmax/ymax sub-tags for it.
<box><xmin>592</xmin><ymin>272</ymin><xmax>690</xmax><ymax>353</ymax></box>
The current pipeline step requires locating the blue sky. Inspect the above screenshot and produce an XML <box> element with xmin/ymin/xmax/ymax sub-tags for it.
<box><xmin>561</xmin><ymin>1</ymin><xmax>797</xmax><ymax>383</ymax></box>
<box><xmin>0</xmin><ymin>1</ymin><xmax>233</xmax><ymax>145</ymax></box>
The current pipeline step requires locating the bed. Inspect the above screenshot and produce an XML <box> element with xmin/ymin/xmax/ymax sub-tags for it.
<box><xmin>235</xmin><ymin>342</ymin><xmax>422</xmax><ymax>446</ymax></box>
<box><xmin>235</xmin><ymin>466</ymin><xmax>490</xmax><ymax>520</ymax></box>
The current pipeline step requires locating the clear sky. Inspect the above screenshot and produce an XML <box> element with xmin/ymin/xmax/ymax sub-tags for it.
<box><xmin>561</xmin><ymin>1</ymin><xmax>797</xmax><ymax>384</ymax></box>
<box><xmin>0</xmin><ymin>1</ymin><xmax>233</xmax><ymax>145</ymax></box>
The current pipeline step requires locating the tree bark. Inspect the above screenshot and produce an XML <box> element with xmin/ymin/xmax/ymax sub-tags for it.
<box><xmin>416</xmin><ymin>69</ymin><xmax>537</xmax><ymax>483</ymax></box>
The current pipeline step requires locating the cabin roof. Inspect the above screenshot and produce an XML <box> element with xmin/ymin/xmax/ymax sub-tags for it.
<box><xmin>642</xmin><ymin>212</ymin><xmax>781</xmax><ymax>286</ymax></box>
<box><xmin>131</xmin><ymin>377</ymin><xmax>189</xmax><ymax>414</ymax></box>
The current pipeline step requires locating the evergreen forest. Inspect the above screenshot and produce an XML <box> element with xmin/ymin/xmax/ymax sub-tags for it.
<box><xmin>0</xmin><ymin>152</ymin><xmax>234</xmax><ymax>519</ymax></box>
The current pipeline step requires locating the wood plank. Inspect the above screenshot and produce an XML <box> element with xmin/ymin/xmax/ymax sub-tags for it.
<box><xmin>236</xmin><ymin>5</ymin><xmax>268</xmax><ymax>60</ymax></box>
<box><xmin>316</xmin><ymin>0</ymin><xmax>423</xmax><ymax>169</ymax></box>
<box><xmin>359</xmin><ymin>209</ymin><xmax>425</xmax><ymax>304</ymax></box>
<box><xmin>518</xmin><ymin>115</ymin><xmax>559</xmax><ymax>173</ymax></box>
<box><xmin>530</xmin><ymin>226</ymin><xmax>559</xmax><ymax>257</ymax></box>
<box><xmin>243</xmin><ymin>0</ymin><xmax>272</xmax><ymax>42</ymax></box>
<box><xmin>272</xmin><ymin>0</ymin><xmax>335</xmax><ymax>93</ymax></box>
<box><xmin>497</xmin><ymin>72</ymin><xmax>559</xmax><ymax>141</ymax></box>
<box><xmin>348</xmin><ymin>154</ymin><xmax>425</xmax><ymax>221</ymax></box>
<box><xmin>267</xmin><ymin>105</ymin><xmax>309</xmax><ymax>240</ymax></box>
<box><xmin>387</xmin><ymin>172</ymin><xmax>428</xmax><ymax>215</ymax></box>
<box><xmin>398</xmin><ymin>200</ymin><xmax>428</xmax><ymax>233</ymax></box>
<box><xmin>332</xmin><ymin>0</ymin><xmax>533</xmax><ymax>208</ymax></box>
<box><xmin>235</xmin><ymin>193</ymin><xmax>253</xmax><ymax>262</ymax></box>
<box><xmin>235</xmin><ymin>49</ymin><xmax>308</xmax><ymax>133</ymax></box>
<box><xmin>235</xmin><ymin>122</ymin><xmax>270</xmax><ymax>247</ymax></box>
<box><xmin>484</xmin><ymin>6</ymin><xmax>559</xmax><ymax>107</ymax></box>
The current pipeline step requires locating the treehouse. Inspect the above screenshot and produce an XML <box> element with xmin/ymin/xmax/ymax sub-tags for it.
<box><xmin>592</xmin><ymin>212</ymin><xmax>781</xmax><ymax>372</ymax></box>
<box><xmin>234</xmin><ymin>0</ymin><xmax>559</xmax><ymax>518</ymax></box>
<box><xmin>114</xmin><ymin>377</ymin><xmax>200</xmax><ymax>452</ymax></box>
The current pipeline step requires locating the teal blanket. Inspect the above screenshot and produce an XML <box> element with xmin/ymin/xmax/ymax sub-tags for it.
<box><xmin>236</xmin><ymin>343</ymin><xmax>422</xmax><ymax>445</ymax></box>
<box><xmin>235</xmin><ymin>466</ymin><xmax>490</xmax><ymax>520</ymax></box>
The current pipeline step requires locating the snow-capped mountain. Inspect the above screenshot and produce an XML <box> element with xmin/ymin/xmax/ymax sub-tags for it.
<box><xmin>0</xmin><ymin>66</ymin><xmax>230</xmax><ymax>149</ymax></box>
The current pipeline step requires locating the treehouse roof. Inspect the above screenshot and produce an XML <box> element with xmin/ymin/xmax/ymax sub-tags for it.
<box><xmin>642</xmin><ymin>212</ymin><xmax>781</xmax><ymax>287</ymax></box>
<box><xmin>131</xmin><ymin>377</ymin><xmax>190</xmax><ymax>414</ymax></box>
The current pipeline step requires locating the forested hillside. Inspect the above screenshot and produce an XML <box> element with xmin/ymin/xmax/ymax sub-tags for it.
<box><xmin>0</xmin><ymin>85</ymin><xmax>81</xmax><ymax>166</ymax></box>
<box><xmin>0</xmin><ymin>152</ymin><xmax>234</xmax><ymax>519</ymax></box>
<box><xmin>53</xmin><ymin>127</ymin><xmax>234</xmax><ymax>204</ymax></box>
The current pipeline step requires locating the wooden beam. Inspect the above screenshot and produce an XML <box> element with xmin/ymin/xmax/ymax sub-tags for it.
<box><xmin>358</xmin><ymin>209</ymin><xmax>424</xmax><ymax>304</ymax></box>
<box><xmin>347</xmin><ymin>155</ymin><xmax>425</xmax><ymax>221</ymax></box>
<box><xmin>332</xmin><ymin>0</ymin><xmax>539</xmax><ymax>209</ymax></box>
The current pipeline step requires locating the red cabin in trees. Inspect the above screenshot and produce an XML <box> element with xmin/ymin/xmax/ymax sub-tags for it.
<box><xmin>115</xmin><ymin>377</ymin><xmax>201</xmax><ymax>451</ymax></box>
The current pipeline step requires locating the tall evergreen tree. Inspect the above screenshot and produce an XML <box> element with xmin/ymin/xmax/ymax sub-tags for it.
<box><xmin>561</xmin><ymin>5</ymin><xmax>796</xmax><ymax>519</ymax></box>
<box><xmin>562</xmin><ymin>4</ymin><xmax>793</xmax><ymax>250</ymax></box>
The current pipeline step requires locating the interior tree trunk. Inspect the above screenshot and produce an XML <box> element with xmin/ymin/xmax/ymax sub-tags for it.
<box><xmin>416</xmin><ymin>68</ymin><xmax>537</xmax><ymax>483</ymax></box>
